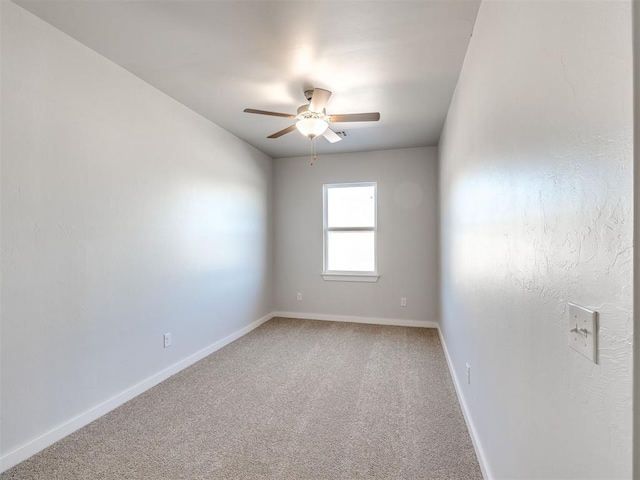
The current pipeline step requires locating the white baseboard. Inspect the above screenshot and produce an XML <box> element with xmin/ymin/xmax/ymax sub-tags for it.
<box><xmin>437</xmin><ymin>326</ymin><xmax>493</xmax><ymax>480</ymax></box>
<box><xmin>2</xmin><ymin>312</ymin><xmax>489</xmax><ymax>478</ymax></box>
<box><xmin>0</xmin><ymin>312</ymin><xmax>275</xmax><ymax>473</ymax></box>
<box><xmin>273</xmin><ymin>311</ymin><xmax>438</xmax><ymax>329</ymax></box>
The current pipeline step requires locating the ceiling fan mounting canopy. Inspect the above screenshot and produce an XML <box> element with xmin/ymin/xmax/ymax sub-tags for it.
<box><xmin>243</xmin><ymin>87</ymin><xmax>380</xmax><ymax>144</ymax></box>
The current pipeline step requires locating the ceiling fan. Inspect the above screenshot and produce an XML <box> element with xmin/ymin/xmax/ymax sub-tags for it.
<box><xmin>243</xmin><ymin>88</ymin><xmax>380</xmax><ymax>144</ymax></box>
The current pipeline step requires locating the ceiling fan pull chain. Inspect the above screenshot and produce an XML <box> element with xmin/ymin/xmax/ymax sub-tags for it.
<box><xmin>311</xmin><ymin>138</ymin><xmax>317</xmax><ymax>166</ymax></box>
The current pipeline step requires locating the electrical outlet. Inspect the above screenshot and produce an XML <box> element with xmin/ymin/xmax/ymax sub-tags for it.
<box><xmin>466</xmin><ymin>363</ymin><xmax>471</xmax><ymax>384</ymax></box>
<box><xmin>296</xmin><ymin>293</ymin><xmax>302</xmax><ymax>301</ymax></box>
<box><xmin>400</xmin><ymin>297</ymin><xmax>407</xmax><ymax>307</ymax></box>
<box><xmin>163</xmin><ymin>332</ymin><xmax>172</xmax><ymax>348</ymax></box>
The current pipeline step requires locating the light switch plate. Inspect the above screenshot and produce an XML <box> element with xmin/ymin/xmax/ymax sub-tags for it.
<box><xmin>568</xmin><ymin>303</ymin><xmax>597</xmax><ymax>363</ymax></box>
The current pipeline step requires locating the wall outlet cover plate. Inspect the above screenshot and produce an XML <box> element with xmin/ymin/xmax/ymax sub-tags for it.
<box><xmin>568</xmin><ymin>303</ymin><xmax>597</xmax><ymax>363</ymax></box>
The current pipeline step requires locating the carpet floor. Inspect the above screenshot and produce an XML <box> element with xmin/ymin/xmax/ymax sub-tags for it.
<box><xmin>2</xmin><ymin>318</ymin><xmax>482</xmax><ymax>479</ymax></box>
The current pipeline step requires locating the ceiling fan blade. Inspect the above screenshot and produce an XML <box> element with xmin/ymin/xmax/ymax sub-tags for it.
<box><xmin>329</xmin><ymin>112</ymin><xmax>381</xmax><ymax>123</ymax></box>
<box><xmin>267</xmin><ymin>125</ymin><xmax>297</xmax><ymax>138</ymax></box>
<box><xmin>308</xmin><ymin>88</ymin><xmax>332</xmax><ymax>113</ymax></box>
<box><xmin>322</xmin><ymin>129</ymin><xmax>342</xmax><ymax>144</ymax></box>
<box><xmin>244</xmin><ymin>108</ymin><xmax>296</xmax><ymax>119</ymax></box>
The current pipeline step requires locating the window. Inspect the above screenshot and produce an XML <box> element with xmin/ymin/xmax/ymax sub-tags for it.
<box><xmin>322</xmin><ymin>182</ymin><xmax>378</xmax><ymax>282</ymax></box>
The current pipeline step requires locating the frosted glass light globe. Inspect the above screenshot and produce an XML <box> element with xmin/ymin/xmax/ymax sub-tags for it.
<box><xmin>296</xmin><ymin>118</ymin><xmax>328</xmax><ymax>138</ymax></box>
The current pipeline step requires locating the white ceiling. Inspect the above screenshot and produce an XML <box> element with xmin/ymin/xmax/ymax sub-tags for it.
<box><xmin>15</xmin><ymin>0</ymin><xmax>481</xmax><ymax>159</ymax></box>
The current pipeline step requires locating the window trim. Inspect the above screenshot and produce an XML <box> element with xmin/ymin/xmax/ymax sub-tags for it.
<box><xmin>322</xmin><ymin>182</ymin><xmax>379</xmax><ymax>282</ymax></box>
<box><xmin>321</xmin><ymin>272</ymin><xmax>380</xmax><ymax>282</ymax></box>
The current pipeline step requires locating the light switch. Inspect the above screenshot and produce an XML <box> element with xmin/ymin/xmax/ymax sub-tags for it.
<box><xmin>568</xmin><ymin>303</ymin><xmax>597</xmax><ymax>363</ymax></box>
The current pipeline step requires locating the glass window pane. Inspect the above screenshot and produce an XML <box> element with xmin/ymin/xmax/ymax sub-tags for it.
<box><xmin>327</xmin><ymin>231</ymin><xmax>375</xmax><ymax>272</ymax></box>
<box><xmin>327</xmin><ymin>185</ymin><xmax>375</xmax><ymax>228</ymax></box>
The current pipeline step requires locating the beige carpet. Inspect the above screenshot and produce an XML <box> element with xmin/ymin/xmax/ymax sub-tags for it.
<box><xmin>2</xmin><ymin>318</ymin><xmax>482</xmax><ymax>479</ymax></box>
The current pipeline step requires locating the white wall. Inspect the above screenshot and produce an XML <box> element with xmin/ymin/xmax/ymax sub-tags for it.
<box><xmin>439</xmin><ymin>1</ymin><xmax>633</xmax><ymax>479</ymax></box>
<box><xmin>1</xmin><ymin>1</ymin><xmax>273</xmax><ymax>463</ymax></box>
<box><xmin>274</xmin><ymin>147</ymin><xmax>438</xmax><ymax>324</ymax></box>
<box><xmin>633</xmin><ymin>1</ymin><xmax>639</xmax><ymax>477</ymax></box>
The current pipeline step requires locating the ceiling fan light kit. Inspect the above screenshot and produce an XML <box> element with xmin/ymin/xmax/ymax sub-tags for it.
<box><xmin>295</xmin><ymin>106</ymin><xmax>329</xmax><ymax>139</ymax></box>
<box><xmin>296</xmin><ymin>118</ymin><xmax>328</xmax><ymax>138</ymax></box>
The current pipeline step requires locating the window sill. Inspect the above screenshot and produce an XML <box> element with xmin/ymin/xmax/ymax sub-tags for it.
<box><xmin>321</xmin><ymin>273</ymin><xmax>379</xmax><ymax>283</ymax></box>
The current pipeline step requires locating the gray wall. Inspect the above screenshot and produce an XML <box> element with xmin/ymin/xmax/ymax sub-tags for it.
<box><xmin>274</xmin><ymin>147</ymin><xmax>439</xmax><ymax>323</ymax></box>
<box><xmin>439</xmin><ymin>1</ymin><xmax>633</xmax><ymax>478</ymax></box>
<box><xmin>1</xmin><ymin>2</ymin><xmax>273</xmax><ymax>458</ymax></box>
<box><xmin>634</xmin><ymin>0</ymin><xmax>639</xmax><ymax>477</ymax></box>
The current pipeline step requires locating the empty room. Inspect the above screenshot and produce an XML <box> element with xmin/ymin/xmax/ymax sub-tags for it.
<box><xmin>1</xmin><ymin>0</ymin><xmax>638</xmax><ymax>479</ymax></box>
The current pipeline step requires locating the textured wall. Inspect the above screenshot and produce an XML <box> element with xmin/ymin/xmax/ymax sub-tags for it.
<box><xmin>634</xmin><ymin>1</ymin><xmax>640</xmax><ymax>477</ymax></box>
<box><xmin>439</xmin><ymin>1</ymin><xmax>633</xmax><ymax>478</ymax></box>
<box><xmin>274</xmin><ymin>147</ymin><xmax>439</xmax><ymax>323</ymax></box>
<box><xmin>1</xmin><ymin>2</ymin><xmax>273</xmax><ymax>457</ymax></box>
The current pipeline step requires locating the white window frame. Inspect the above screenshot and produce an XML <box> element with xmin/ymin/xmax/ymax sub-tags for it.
<box><xmin>322</xmin><ymin>182</ymin><xmax>379</xmax><ymax>283</ymax></box>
